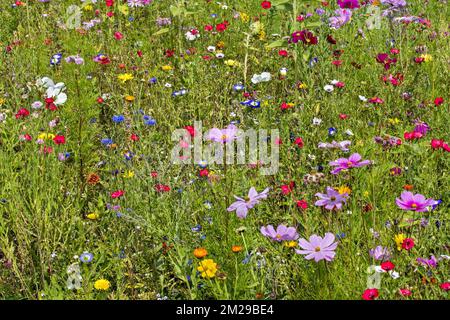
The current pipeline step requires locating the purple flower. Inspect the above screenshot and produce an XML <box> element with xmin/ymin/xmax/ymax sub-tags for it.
<box><xmin>329</xmin><ymin>9</ymin><xmax>352</xmax><ymax>29</ymax></box>
<box><xmin>227</xmin><ymin>187</ymin><xmax>270</xmax><ymax>218</ymax></box>
<box><xmin>295</xmin><ymin>233</ymin><xmax>338</xmax><ymax>262</ymax></box>
<box><xmin>417</xmin><ymin>255</ymin><xmax>437</xmax><ymax>268</ymax></box>
<box><xmin>207</xmin><ymin>124</ymin><xmax>238</xmax><ymax>144</ymax></box>
<box><xmin>65</xmin><ymin>55</ymin><xmax>84</xmax><ymax>65</ymax></box>
<box><xmin>380</xmin><ymin>0</ymin><xmax>407</xmax><ymax>7</ymax></box>
<box><xmin>395</xmin><ymin>191</ymin><xmax>435</xmax><ymax>212</ymax></box>
<box><xmin>315</xmin><ymin>187</ymin><xmax>348</xmax><ymax>211</ymax></box>
<box><xmin>260</xmin><ymin>225</ymin><xmax>299</xmax><ymax>242</ymax></box>
<box><xmin>329</xmin><ymin>153</ymin><xmax>371</xmax><ymax>174</ymax></box>
<box><xmin>413</xmin><ymin>120</ymin><xmax>430</xmax><ymax>135</ymax></box>
<box><xmin>369</xmin><ymin>246</ymin><xmax>391</xmax><ymax>261</ymax></box>
<box><xmin>337</xmin><ymin>0</ymin><xmax>360</xmax><ymax>9</ymax></box>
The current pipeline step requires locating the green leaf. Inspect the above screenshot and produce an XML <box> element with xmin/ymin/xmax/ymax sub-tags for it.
<box><xmin>169</xmin><ymin>5</ymin><xmax>184</xmax><ymax>17</ymax></box>
<box><xmin>153</xmin><ymin>28</ymin><xmax>170</xmax><ymax>36</ymax></box>
<box><xmin>266</xmin><ymin>39</ymin><xmax>288</xmax><ymax>48</ymax></box>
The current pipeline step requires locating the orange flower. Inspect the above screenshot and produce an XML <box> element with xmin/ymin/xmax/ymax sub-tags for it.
<box><xmin>86</xmin><ymin>173</ymin><xmax>100</xmax><ymax>185</ymax></box>
<box><xmin>193</xmin><ymin>247</ymin><xmax>207</xmax><ymax>259</ymax></box>
<box><xmin>231</xmin><ymin>245</ymin><xmax>243</xmax><ymax>253</ymax></box>
<box><xmin>403</xmin><ymin>184</ymin><xmax>414</xmax><ymax>191</ymax></box>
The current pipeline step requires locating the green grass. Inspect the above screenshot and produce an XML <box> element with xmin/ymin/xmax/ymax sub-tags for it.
<box><xmin>0</xmin><ymin>0</ymin><xmax>449</xmax><ymax>300</ymax></box>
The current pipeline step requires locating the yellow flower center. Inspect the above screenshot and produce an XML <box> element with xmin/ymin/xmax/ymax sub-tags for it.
<box><xmin>315</xmin><ymin>247</ymin><xmax>321</xmax><ymax>252</ymax></box>
<box><xmin>411</xmin><ymin>203</ymin><xmax>417</xmax><ymax>208</ymax></box>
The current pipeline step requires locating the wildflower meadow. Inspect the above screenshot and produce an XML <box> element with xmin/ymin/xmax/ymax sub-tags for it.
<box><xmin>0</xmin><ymin>0</ymin><xmax>449</xmax><ymax>301</ymax></box>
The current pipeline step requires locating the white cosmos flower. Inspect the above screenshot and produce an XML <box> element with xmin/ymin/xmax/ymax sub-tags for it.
<box><xmin>251</xmin><ymin>72</ymin><xmax>271</xmax><ymax>84</ymax></box>
<box><xmin>389</xmin><ymin>271</ymin><xmax>400</xmax><ymax>279</ymax></box>
<box><xmin>331</xmin><ymin>79</ymin><xmax>340</xmax><ymax>85</ymax></box>
<box><xmin>207</xmin><ymin>46</ymin><xmax>216</xmax><ymax>52</ymax></box>
<box><xmin>359</xmin><ymin>95</ymin><xmax>367</xmax><ymax>102</ymax></box>
<box><xmin>324</xmin><ymin>84</ymin><xmax>334</xmax><ymax>92</ymax></box>
<box><xmin>46</xmin><ymin>82</ymin><xmax>67</xmax><ymax>105</ymax></box>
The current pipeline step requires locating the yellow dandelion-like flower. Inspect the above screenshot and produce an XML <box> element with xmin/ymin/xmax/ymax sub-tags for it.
<box><xmin>240</xmin><ymin>12</ymin><xmax>250</xmax><ymax>23</ymax></box>
<box><xmin>118</xmin><ymin>4</ymin><xmax>129</xmax><ymax>15</ymax></box>
<box><xmin>336</xmin><ymin>186</ymin><xmax>352</xmax><ymax>195</ymax></box>
<box><xmin>122</xmin><ymin>170</ymin><xmax>134</xmax><ymax>178</ymax></box>
<box><xmin>388</xmin><ymin>118</ymin><xmax>401</xmax><ymax>125</ymax></box>
<box><xmin>117</xmin><ymin>73</ymin><xmax>134</xmax><ymax>83</ymax></box>
<box><xmin>284</xmin><ymin>241</ymin><xmax>297</xmax><ymax>248</ymax></box>
<box><xmin>420</xmin><ymin>54</ymin><xmax>432</xmax><ymax>62</ymax></box>
<box><xmin>94</xmin><ymin>279</ymin><xmax>111</xmax><ymax>291</ymax></box>
<box><xmin>38</xmin><ymin>133</ymin><xmax>55</xmax><ymax>140</ymax></box>
<box><xmin>259</xmin><ymin>30</ymin><xmax>266</xmax><ymax>40</ymax></box>
<box><xmin>394</xmin><ymin>234</ymin><xmax>406</xmax><ymax>251</ymax></box>
<box><xmin>161</xmin><ymin>65</ymin><xmax>173</xmax><ymax>72</ymax></box>
<box><xmin>0</xmin><ymin>98</ymin><xmax>5</xmax><ymax>106</ymax></box>
<box><xmin>86</xmin><ymin>212</ymin><xmax>99</xmax><ymax>220</ymax></box>
<box><xmin>298</xmin><ymin>82</ymin><xmax>308</xmax><ymax>89</ymax></box>
<box><xmin>224</xmin><ymin>60</ymin><xmax>240</xmax><ymax>67</ymax></box>
<box><xmin>83</xmin><ymin>4</ymin><xmax>93</xmax><ymax>11</ymax></box>
<box><xmin>197</xmin><ymin>259</ymin><xmax>218</xmax><ymax>279</ymax></box>
<box><xmin>216</xmin><ymin>41</ymin><xmax>225</xmax><ymax>49</ymax></box>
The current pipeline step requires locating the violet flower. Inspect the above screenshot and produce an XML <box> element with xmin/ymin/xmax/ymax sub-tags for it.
<box><xmin>296</xmin><ymin>233</ymin><xmax>338</xmax><ymax>262</ymax></box>
<box><xmin>396</xmin><ymin>191</ymin><xmax>435</xmax><ymax>212</ymax></box>
<box><xmin>260</xmin><ymin>225</ymin><xmax>299</xmax><ymax>242</ymax></box>
<box><xmin>207</xmin><ymin>124</ymin><xmax>238</xmax><ymax>144</ymax></box>
<box><xmin>329</xmin><ymin>153</ymin><xmax>371</xmax><ymax>174</ymax></box>
<box><xmin>227</xmin><ymin>187</ymin><xmax>269</xmax><ymax>218</ymax></box>
<box><xmin>315</xmin><ymin>187</ymin><xmax>348</xmax><ymax>211</ymax></box>
<box><xmin>318</xmin><ymin>140</ymin><xmax>351</xmax><ymax>151</ymax></box>
<box><xmin>369</xmin><ymin>246</ymin><xmax>391</xmax><ymax>261</ymax></box>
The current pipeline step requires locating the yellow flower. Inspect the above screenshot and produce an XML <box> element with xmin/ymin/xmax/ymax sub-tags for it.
<box><xmin>394</xmin><ymin>234</ymin><xmax>406</xmax><ymax>251</ymax></box>
<box><xmin>117</xmin><ymin>73</ymin><xmax>134</xmax><ymax>83</ymax></box>
<box><xmin>363</xmin><ymin>191</ymin><xmax>369</xmax><ymax>197</ymax></box>
<box><xmin>216</xmin><ymin>41</ymin><xmax>225</xmax><ymax>49</ymax></box>
<box><xmin>197</xmin><ymin>259</ymin><xmax>218</xmax><ymax>279</ymax></box>
<box><xmin>86</xmin><ymin>212</ymin><xmax>99</xmax><ymax>220</ymax></box>
<box><xmin>161</xmin><ymin>65</ymin><xmax>173</xmax><ymax>72</ymax></box>
<box><xmin>336</xmin><ymin>186</ymin><xmax>352</xmax><ymax>195</ymax></box>
<box><xmin>240</xmin><ymin>12</ymin><xmax>249</xmax><ymax>23</ymax></box>
<box><xmin>224</xmin><ymin>60</ymin><xmax>240</xmax><ymax>67</ymax></box>
<box><xmin>122</xmin><ymin>170</ymin><xmax>134</xmax><ymax>178</ymax></box>
<box><xmin>118</xmin><ymin>4</ymin><xmax>129</xmax><ymax>15</ymax></box>
<box><xmin>125</xmin><ymin>95</ymin><xmax>135</xmax><ymax>102</ymax></box>
<box><xmin>298</xmin><ymin>82</ymin><xmax>307</xmax><ymax>89</ymax></box>
<box><xmin>388</xmin><ymin>118</ymin><xmax>401</xmax><ymax>125</ymax></box>
<box><xmin>259</xmin><ymin>30</ymin><xmax>266</xmax><ymax>40</ymax></box>
<box><xmin>261</xmin><ymin>100</ymin><xmax>269</xmax><ymax>107</ymax></box>
<box><xmin>38</xmin><ymin>133</ymin><xmax>55</xmax><ymax>140</ymax></box>
<box><xmin>83</xmin><ymin>4</ymin><xmax>93</xmax><ymax>11</ymax></box>
<box><xmin>0</xmin><ymin>98</ymin><xmax>5</xmax><ymax>106</ymax></box>
<box><xmin>420</xmin><ymin>54</ymin><xmax>432</xmax><ymax>62</ymax></box>
<box><xmin>94</xmin><ymin>279</ymin><xmax>111</xmax><ymax>291</ymax></box>
<box><xmin>284</xmin><ymin>241</ymin><xmax>297</xmax><ymax>248</ymax></box>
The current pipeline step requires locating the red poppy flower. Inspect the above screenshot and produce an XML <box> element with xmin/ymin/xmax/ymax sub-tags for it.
<box><xmin>278</xmin><ymin>50</ymin><xmax>288</xmax><ymax>57</ymax></box>
<box><xmin>15</xmin><ymin>108</ymin><xmax>30</xmax><ymax>119</ymax></box>
<box><xmin>402</xmin><ymin>238</ymin><xmax>415</xmax><ymax>250</ymax></box>
<box><xmin>381</xmin><ymin>261</ymin><xmax>395</xmax><ymax>271</ymax></box>
<box><xmin>261</xmin><ymin>1</ymin><xmax>271</xmax><ymax>9</ymax></box>
<box><xmin>434</xmin><ymin>97</ymin><xmax>443</xmax><ymax>106</ymax></box>
<box><xmin>294</xmin><ymin>137</ymin><xmax>304</xmax><ymax>148</ymax></box>
<box><xmin>53</xmin><ymin>135</ymin><xmax>66</xmax><ymax>145</ymax></box>
<box><xmin>362</xmin><ymin>288</ymin><xmax>379</xmax><ymax>300</ymax></box>
<box><xmin>216</xmin><ymin>23</ymin><xmax>227</xmax><ymax>32</ymax></box>
<box><xmin>296</xmin><ymin>200</ymin><xmax>308</xmax><ymax>209</ymax></box>
<box><xmin>111</xmin><ymin>190</ymin><xmax>125</xmax><ymax>198</ymax></box>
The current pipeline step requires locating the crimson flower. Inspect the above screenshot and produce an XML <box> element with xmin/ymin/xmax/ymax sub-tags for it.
<box><xmin>362</xmin><ymin>288</ymin><xmax>379</xmax><ymax>300</ymax></box>
<box><xmin>261</xmin><ymin>1</ymin><xmax>271</xmax><ymax>9</ymax></box>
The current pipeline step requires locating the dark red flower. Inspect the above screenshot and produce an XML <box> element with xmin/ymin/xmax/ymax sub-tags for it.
<box><xmin>261</xmin><ymin>1</ymin><xmax>271</xmax><ymax>9</ymax></box>
<box><xmin>15</xmin><ymin>108</ymin><xmax>30</xmax><ymax>119</ymax></box>
<box><xmin>53</xmin><ymin>135</ymin><xmax>65</xmax><ymax>145</ymax></box>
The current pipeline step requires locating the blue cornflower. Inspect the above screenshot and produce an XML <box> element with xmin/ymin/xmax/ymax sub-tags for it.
<box><xmin>101</xmin><ymin>138</ymin><xmax>113</xmax><ymax>146</ymax></box>
<box><xmin>233</xmin><ymin>83</ymin><xmax>245</xmax><ymax>91</ymax></box>
<box><xmin>240</xmin><ymin>100</ymin><xmax>260</xmax><ymax>108</ymax></box>
<box><xmin>191</xmin><ymin>224</ymin><xmax>202</xmax><ymax>232</ymax></box>
<box><xmin>50</xmin><ymin>53</ymin><xmax>62</xmax><ymax>66</ymax></box>
<box><xmin>143</xmin><ymin>115</ymin><xmax>156</xmax><ymax>126</ymax></box>
<box><xmin>328</xmin><ymin>127</ymin><xmax>337</xmax><ymax>136</ymax></box>
<box><xmin>79</xmin><ymin>252</ymin><xmax>94</xmax><ymax>263</ymax></box>
<box><xmin>112</xmin><ymin>115</ymin><xmax>125</xmax><ymax>123</ymax></box>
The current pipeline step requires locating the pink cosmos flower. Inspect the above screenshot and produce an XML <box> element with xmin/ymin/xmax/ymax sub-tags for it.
<box><xmin>207</xmin><ymin>124</ymin><xmax>238</xmax><ymax>144</ymax></box>
<box><xmin>111</xmin><ymin>190</ymin><xmax>124</xmax><ymax>198</ymax></box>
<box><xmin>260</xmin><ymin>225</ymin><xmax>299</xmax><ymax>242</ymax></box>
<box><xmin>295</xmin><ymin>233</ymin><xmax>338</xmax><ymax>262</ymax></box>
<box><xmin>395</xmin><ymin>191</ymin><xmax>435</xmax><ymax>212</ymax></box>
<box><xmin>329</xmin><ymin>153</ymin><xmax>371</xmax><ymax>174</ymax></box>
<box><xmin>227</xmin><ymin>187</ymin><xmax>269</xmax><ymax>218</ymax></box>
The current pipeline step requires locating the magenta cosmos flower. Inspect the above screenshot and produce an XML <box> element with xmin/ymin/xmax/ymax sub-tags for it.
<box><xmin>260</xmin><ymin>225</ymin><xmax>299</xmax><ymax>242</ymax></box>
<box><xmin>295</xmin><ymin>233</ymin><xmax>338</xmax><ymax>262</ymax></box>
<box><xmin>315</xmin><ymin>187</ymin><xmax>348</xmax><ymax>211</ymax></box>
<box><xmin>337</xmin><ymin>0</ymin><xmax>360</xmax><ymax>9</ymax></box>
<box><xmin>207</xmin><ymin>124</ymin><xmax>238</xmax><ymax>143</ymax></box>
<box><xmin>329</xmin><ymin>153</ymin><xmax>371</xmax><ymax>174</ymax></box>
<box><xmin>227</xmin><ymin>187</ymin><xmax>269</xmax><ymax>218</ymax></box>
<box><xmin>395</xmin><ymin>191</ymin><xmax>435</xmax><ymax>212</ymax></box>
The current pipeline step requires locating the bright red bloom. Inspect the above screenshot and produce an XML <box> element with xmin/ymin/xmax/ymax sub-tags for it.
<box><xmin>106</xmin><ymin>11</ymin><xmax>114</xmax><ymax>17</ymax></box>
<box><xmin>204</xmin><ymin>25</ymin><xmax>213</xmax><ymax>31</ymax></box>
<box><xmin>15</xmin><ymin>108</ymin><xmax>30</xmax><ymax>119</ymax></box>
<box><xmin>402</xmin><ymin>238</ymin><xmax>415</xmax><ymax>250</ymax></box>
<box><xmin>114</xmin><ymin>32</ymin><xmax>123</xmax><ymax>40</ymax></box>
<box><xmin>296</xmin><ymin>200</ymin><xmax>308</xmax><ymax>209</ymax></box>
<box><xmin>97</xmin><ymin>97</ymin><xmax>104</xmax><ymax>104</ymax></box>
<box><xmin>368</xmin><ymin>97</ymin><xmax>384</xmax><ymax>104</ymax></box>
<box><xmin>278</xmin><ymin>50</ymin><xmax>288</xmax><ymax>57</ymax></box>
<box><xmin>53</xmin><ymin>135</ymin><xmax>66</xmax><ymax>145</ymax></box>
<box><xmin>199</xmin><ymin>169</ymin><xmax>209</xmax><ymax>177</ymax></box>
<box><xmin>332</xmin><ymin>60</ymin><xmax>343</xmax><ymax>66</ymax></box>
<box><xmin>440</xmin><ymin>282</ymin><xmax>450</xmax><ymax>291</ymax></box>
<box><xmin>434</xmin><ymin>97</ymin><xmax>443</xmax><ymax>106</ymax></box>
<box><xmin>399</xmin><ymin>289</ymin><xmax>412</xmax><ymax>296</ymax></box>
<box><xmin>111</xmin><ymin>190</ymin><xmax>124</xmax><ymax>198</ymax></box>
<box><xmin>381</xmin><ymin>261</ymin><xmax>395</xmax><ymax>271</ymax></box>
<box><xmin>261</xmin><ymin>1</ymin><xmax>271</xmax><ymax>9</ymax></box>
<box><xmin>151</xmin><ymin>171</ymin><xmax>158</xmax><ymax>178</ymax></box>
<box><xmin>362</xmin><ymin>288</ymin><xmax>379</xmax><ymax>300</ymax></box>
<box><xmin>281</xmin><ymin>181</ymin><xmax>295</xmax><ymax>195</ymax></box>
<box><xmin>216</xmin><ymin>23</ymin><xmax>227</xmax><ymax>32</ymax></box>
<box><xmin>294</xmin><ymin>137</ymin><xmax>304</xmax><ymax>148</ymax></box>
<box><xmin>431</xmin><ymin>139</ymin><xmax>444</xmax><ymax>149</ymax></box>
<box><xmin>339</xmin><ymin>114</ymin><xmax>348</xmax><ymax>120</ymax></box>
<box><xmin>130</xmin><ymin>134</ymin><xmax>140</xmax><ymax>141</ymax></box>
<box><xmin>280</xmin><ymin>102</ymin><xmax>293</xmax><ymax>110</ymax></box>
<box><xmin>155</xmin><ymin>184</ymin><xmax>171</xmax><ymax>192</ymax></box>
<box><xmin>184</xmin><ymin>125</ymin><xmax>196</xmax><ymax>137</ymax></box>
<box><xmin>105</xmin><ymin>0</ymin><xmax>114</xmax><ymax>6</ymax></box>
